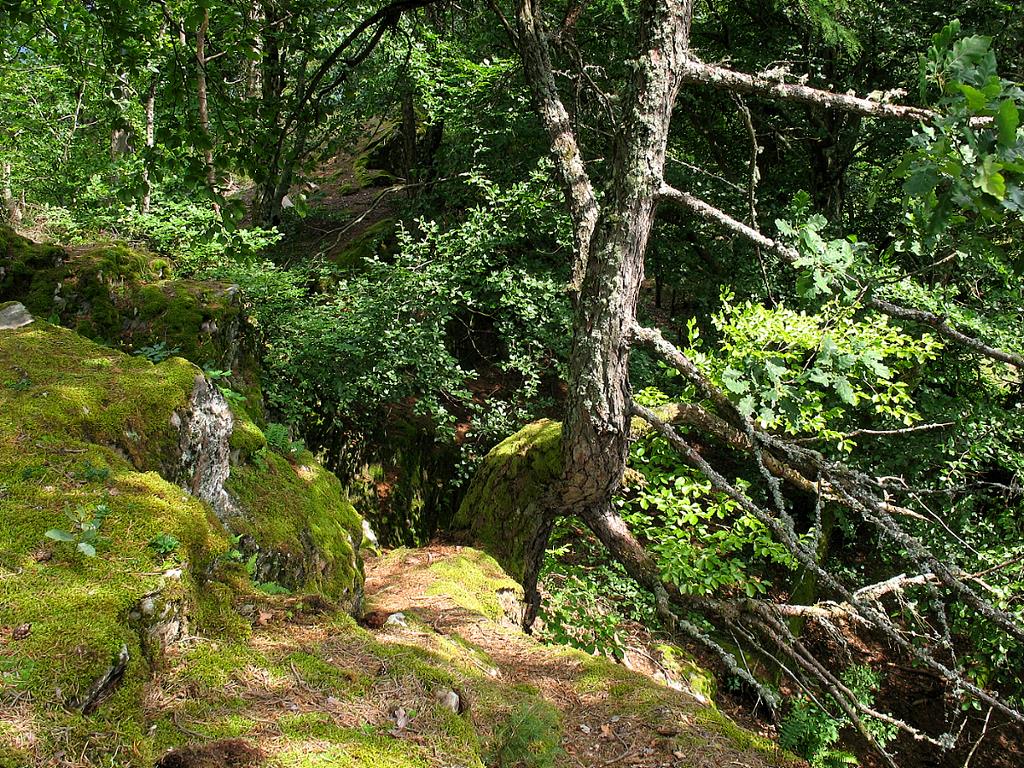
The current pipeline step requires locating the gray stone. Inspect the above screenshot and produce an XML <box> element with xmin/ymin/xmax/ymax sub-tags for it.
<box><xmin>0</xmin><ymin>302</ymin><xmax>33</xmax><ymax>330</ymax></box>
<box><xmin>174</xmin><ymin>374</ymin><xmax>237</xmax><ymax>520</ymax></box>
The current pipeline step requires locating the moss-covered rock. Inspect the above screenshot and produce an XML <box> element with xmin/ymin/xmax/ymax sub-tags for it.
<box><xmin>450</xmin><ymin>419</ymin><xmax>561</xmax><ymax>584</ymax></box>
<box><xmin>0</xmin><ymin>226</ymin><xmax>260</xmax><ymax>407</ymax></box>
<box><xmin>226</xmin><ymin>445</ymin><xmax>364</xmax><ymax>606</ymax></box>
<box><xmin>0</xmin><ymin>319</ymin><xmax>365</xmax><ymax>766</ymax></box>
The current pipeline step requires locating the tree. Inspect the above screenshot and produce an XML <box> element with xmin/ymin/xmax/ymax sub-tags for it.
<box><xmin>502</xmin><ymin>0</ymin><xmax>1024</xmax><ymax>760</ymax></box>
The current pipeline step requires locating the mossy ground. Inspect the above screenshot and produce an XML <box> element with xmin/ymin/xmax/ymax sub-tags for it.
<box><xmin>362</xmin><ymin>546</ymin><xmax>800</xmax><ymax>768</ymax></box>
<box><xmin>0</xmin><ymin>320</ymin><xmax>366</xmax><ymax>767</ymax></box>
<box><xmin>0</xmin><ymin>321</ymin><xmax>240</xmax><ymax>767</ymax></box>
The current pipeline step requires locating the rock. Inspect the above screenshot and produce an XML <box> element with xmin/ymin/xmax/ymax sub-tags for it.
<box><xmin>385</xmin><ymin>612</ymin><xmax>407</xmax><ymax>627</ymax></box>
<box><xmin>174</xmin><ymin>374</ymin><xmax>237</xmax><ymax>520</ymax></box>
<box><xmin>361</xmin><ymin>519</ymin><xmax>380</xmax><ymax>551</ymax></box>
<box><xmin>435</xmin><ymin>688</ymin><xmax>461</xmax><ymax>713</ymax></box>
<box><xmin>0</xmin><ymin>301</ymin><xmax>33</xmax><ymax>329</ymax></box>
<box><xmin>450</xmin><ymin>420</ymin><xmax>562</xmax><ymax>625</ymax></box>
<box><xmin>72</xmin><ymin>644</ymin><xmax>129</xmax><ymax>714</ymax></box>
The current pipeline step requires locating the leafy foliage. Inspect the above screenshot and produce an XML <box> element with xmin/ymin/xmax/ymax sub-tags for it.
<box><xmin>45</xmin><ymin>503</ymin><xmax>113</xmax><ymax>558</ymax></box>
<box><xmin>779</xmin><ymin>666</ymin><xmax>896</xmax><ymax>768</ymax></box>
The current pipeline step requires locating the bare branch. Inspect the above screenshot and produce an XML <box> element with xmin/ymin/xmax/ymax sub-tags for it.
<box><xmin>678</xmin><ymin>58</ymin><xmax>936</xmax><ymax>122</ymax></box>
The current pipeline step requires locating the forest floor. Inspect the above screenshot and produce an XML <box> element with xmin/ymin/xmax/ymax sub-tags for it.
<box><xmin>150</xmin><ymin>545</ymin><xmax>799</xmax><ymax>768</ymax></box>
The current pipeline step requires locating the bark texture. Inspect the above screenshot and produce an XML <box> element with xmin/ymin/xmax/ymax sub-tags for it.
<box><xmin>557</xmin><ymin>0</ymin><xmax>692</xmax><ymax>515</ymax></box>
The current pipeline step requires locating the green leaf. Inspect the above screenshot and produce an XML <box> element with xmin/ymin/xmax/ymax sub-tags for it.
<box><xmin>975</xmin><ymin>156</ymin><xmax>1007</xmax><ymax>200</ymax></box>
<box><xmin>77</xmin><ymin>542</ymin><xmax>96</xmax><ymax>557</ymax></box>
<box><xmin>834</xmin><ymin>377</ymin><xmax>856</xmax><ymax>405</ymax></box>
<box><xmin>996</xmin><ymin>99</ymin><xmax>1019</xmax><ymax>147</ymax></box>
<box><xmin>722</xmin><ymin>367</ymin><xmax>749</xmax><ymax>394</ymax></box>
<box><xmin>45</xmin><ymin>529</ymin><xmax>75</xmax><ymax>542</ymax></box>
<box><xmin>953</xmin><ymin>82</ymin><xmax>988</xmax><ymax>111</ymax></box>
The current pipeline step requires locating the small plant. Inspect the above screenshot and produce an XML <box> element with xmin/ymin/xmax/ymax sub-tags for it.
<box><xmin>488</xmin><ymin>702</ymin><xmax>561</xmax><ymax>768</ymax></box>
<box><xmin>45</xmin><ymin>503</ymin><xmax>112</xmax><ymax>557</ymax></box>
<box><xmin>78</xmin><ymin>460</ymin><xmax>110</xmax><ymax>483</ymax></box>
<box><xmin>20</xmin><ymin>465</ymin><xmax>45</xmax><ymax>481</ymax></box>
<box><xmin>5</xmin><ymin>375</ymin><xmax>32</xmax><ymax>390</ymax></box>
<box><xmin>255</xmin><ymin>581</ymin><xmax>291</xmax><ymax>596</ymax></box>
<box><xmin>779</xmin><ymin>699</ymin><xmax>851</xmax><ymax>768</ymax></box>
<box><xmin>778</xmin><ymin>665</ymin><xmax>895</xmax><ymax>768</ymax></box>
<box><xmin>149</xmin><ymin>533</ymin><xmax>181</xmax><ymax>556</ymax></box>
<box><xmin>204</xmin><ymin>365</ymin><xmax>247</xmax><ymax>408</ymax></box>
<box><xmin>264</xmin><ymin>422</ymin><xmax>304</xmax><ymax>457</ymax></box>
<box><xmin>134</xmin><ymin>342</ymin><xmax>180</xmax><ymax>363</ymax></box>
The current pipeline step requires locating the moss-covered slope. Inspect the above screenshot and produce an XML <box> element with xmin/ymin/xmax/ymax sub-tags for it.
<box><xmin>140</xmin><ymin>546</ymin><xmax>797</xmax><ymax>768</ymax></box>
<box><xmin>0</xmin><ymin>315</ymin><xmax>364</xmax><ymax>767</ymax></box>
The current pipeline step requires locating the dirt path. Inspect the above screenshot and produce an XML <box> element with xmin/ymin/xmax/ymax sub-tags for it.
<box><xmin>149</xmin><ymin>545</ymin><xmax>798</xmax><ymax>768</ymax></box>
<box><xmin>362</xmin><ymin>545</ymin><xmax>798</xmax><ymax>768</ymax></box>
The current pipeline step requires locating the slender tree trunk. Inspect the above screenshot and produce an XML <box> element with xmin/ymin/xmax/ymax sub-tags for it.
<box><xmin>244</xmin><ymin>1</ymin><xmax>263</xmax><ymax>99</ymax></box>
<box><xmin>2</xmin><ymin>160</ymin><xmax>21</xmax><ymax>224</ymax></box>
<box><xmin>141</xmin><ymin>74</ymin><xmax>158</xmax><ymax>214</ymax></box>
<box><xmin>401</xmin><ymin>78</ymin><xmax>417</xmax><ymax>185</ymax></box>
<box><xmin>509</xmin><ymin>0</ymin><xmax>693</xmax><ymax>609</ymax></box>
<box><xmin>196</xmin><ymin>9</ymin><xmax>219</xmax><ymax>211</ymax></box>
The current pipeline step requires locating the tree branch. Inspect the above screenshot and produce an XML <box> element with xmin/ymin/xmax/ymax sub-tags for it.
<box><xmin>678</xmin><ymin>58</ymin><xmax>936</xmax><ymax>122</ymax></box>
<box><xmin>657</xmin><ymin>184</ymin><xmax>1024</xmax><ymax>367</ymax></box>
<box><xmin>516</xmin><ymin>0</ymin><xmax>598</xmax><ymax>293</ymax></box>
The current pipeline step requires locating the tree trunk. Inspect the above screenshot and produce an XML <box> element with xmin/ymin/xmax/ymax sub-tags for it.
<box><xmin>401</xmin><ymin>78</ymin><xmax>417</xmax><ymax>185</ymax></box>
<box><xmin>244</xmin><ymin>1</ymin><xmax>263</xmax><ymax>99</ymax></box>
<box><xmin>1</xmin><ymin>160</ymin><xmax>21</xmax><ymax>224</ymax></box>
<box><xmin>559</xmin><ymin>0</ymin><xmax>692</xmax><ymax>514</ymax></box>
<box><xmin>196</xmin><ymin>9</ymin><xmax>219</xmax><ymax>210</ymax></box>
<box><xmin>141</xmin><ymin>74</ymin><xmax>158</xmax><ymax>214</ymax></box>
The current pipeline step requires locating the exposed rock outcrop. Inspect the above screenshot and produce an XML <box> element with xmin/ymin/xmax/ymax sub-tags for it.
<box><xmin>0</xmin><ymin>300</ymin><xmax>32</xmax><ymax>329</ymax></box>
<box><xmin>173</xmin><ymin>374</ymin><xmax>237</xmax><ymax>521</ymax></box>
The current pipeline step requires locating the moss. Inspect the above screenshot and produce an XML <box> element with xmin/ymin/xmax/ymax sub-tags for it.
<box><xmin>331</xmin><ymin>218</ymin><xmax>397</xmax><ymax>271</ymax></box>
<box><xmin>281</xmin><ymin>651</ymin><xmax>371</xmax><ymax>696</ymax></box>
<box><xmin>425</xmin><ymin>550</ymin><xmax>523</xmax><ymax>622</ymax></box>
<box><xmin>656</xmin><ymin>643</ymin><xmax>717</xmax><ymax>702</ymax></box>
<box><xmin>172</xmin><ymin>642</ymin><xmax>263</xmax><ymax>691</ymax></box>
<box><xmin>229</xmin><ymin>410</ymin><xmax>269</xmax><ymax>458</ymax></box>
<box><xmin>695</xmin><ymin>708</ymin><xmax>785</xmax><ymax>755</ymax></box>
<box><xmin>451</xmin><ymin>420</ymin><xmax>562</xmax><ymax>582</ymax></box>
<box><xmin>272</xmin><ymin>722</ymin><xmax>433</xmax><ymax>768</ymax></box>
<box><xmin>0</xmin><ymin>227</ymin><xmax>255</xmax><ymax>379</ymax></box>
<box><xmin>226</xmin><ymin>443</ymin><xmax>364</xmax><ymax>607</ymax></box>
<box><xmin>486</xmin><ymin>700</ymin><xmax>561</xmax><ymax>768</ymax></box>
<box><xmin>0</xmin><ymin>321</ymin><xmax>242</xmax><ymax>767</ymax></box>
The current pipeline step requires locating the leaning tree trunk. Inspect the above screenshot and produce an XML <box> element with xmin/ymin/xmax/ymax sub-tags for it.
<box><xmin>511</xmin><ymin>0</ymin><xmax>693</xmax><ymax>605</ymax></box>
